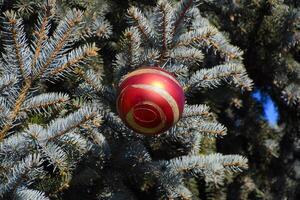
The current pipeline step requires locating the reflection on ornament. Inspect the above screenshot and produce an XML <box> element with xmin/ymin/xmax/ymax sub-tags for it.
<box><xmin>117</xmin><ymin>66</ymin><xmax>185</xmax><ymax>135</ymax></box>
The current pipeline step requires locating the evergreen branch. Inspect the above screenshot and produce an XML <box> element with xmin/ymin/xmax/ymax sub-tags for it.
<box><xmin>124</xmin><ymin>141</ymin><xmax>152</xmax><ymax>164</ymax></box>
<box><xmin>3</xmin><ymin>11</ymin><xmax>32</xmax><ymax>79</ymax></box>
<box><xmin>140</xmin><ymin>48</ymin><xmax>160</xmax><ymax>65</ymax></box>
<box><xmin>0</xmin><ymin>9</ymin><xmax>91</xmax><ymax>141</ymax></box>
<box><xmin>36</xmin><ymin>9</ymin><xmax>83</xmax><ymax>78</ymax></box>
<box><xmin>41</xmin><ymin>142</ymin><xmax>70</xmax><ymax>175</ymax></box>
<box><xmin>164</xmin><ymin>64</ymin><xmax>189</xmax><ymax>78</ymax></box>
<box><xmin>0</xmin><ymin>154</ymin><xmax>43</xmax><ymax>197</ymax></box>
<box><xmin>127</xmin><ymin>6</ymin><xmax>154</xmax><ymax>41</ymax></box>
<box><xmin>46</xmin><ymin>43</ymin><xmax>98</xmax><ymax>78</ymax></box>
<box><xmin>22</xmin><ymin>92</ymin><xmax>69</xmax><ymax>114</ymax></box>
<box><xmin>172</xmin><ymin>0</ymin><xmax>195</xmax><ymax>35</ymax></box>
<box><xmin>178</xmin><ymin>116</ymin><xmax>226</xmax><ymax>137</ymax></box>
<box><xmin>114</xmin><ymin>53</ymin><xmax>127</xmax><ymax>80</ymax></box>
<box><xmin>77</xmin><ymin>69</ymin><xmax>103</xmax><ymax>92</ymax></box>
<box><xmin>0</xmin><ymin>74</ymin><xmax>17</xmax><ymax>93</ymax></box>
<box><xmin>176</xmin><ymin>26</ymin><xmax>219</xmax><ymax>48</ymax></box>
<box><xmin>204</xmin><ymin>32</ymin><xmax>244</xmax><ymax>61</ymax></box>
<box><xmin>92</xmin><ymin>17</ymin><xmax>112</xmax><ymax>39</ymax></box>
<box><xmin>282</xmin><ymin>83</ymin><xmax>300</xmax><ymax>105</ymax></box>
<box><xmin>187</xmin><ymin>62</ymin><xmax>253</xmax><ymax>91</ymax></box>
<box><xmin>119</xmin><ymin>27</ymin><xmax>142</xmax><ymax>68</ymax></box>
<box><xmin>24</xmin><ymin>124</ymin><xmax>47</xmax><ymax>143</ymax></box>
<box><xmin>87</xmin><ymin>128</ymin><xmax>108</xmax><ymax>148</ymax></box>
<box><xmin>31</xmin><ymin>12</ymin><xmax>52</xmax><ymax>74</ymax></box>
<box><xmin>197</xmin><ymin>121</ymin><xmax>227</xmax><ymax>137</ymax></box>
<box><xmin>158</xmin><ymin>165</ymin><xmax>192</xmax><ymax>199</ymax></box>
<box><xmin>0</xmin><ymin>133</ymin><xmax>29</xmax><ymax>169</ymax></box>
<box><xmin>170</xmin><ymin>47</ymin><xmax>204</xmax><ymax>64</ymax></box>
<box><xmin>0</xmin><ymin>97</ymin><xmax>10</xmax><ymax>124</ymax></box>
<box><xmin>189</xmin><ymin>133</ymin><xmax>202</xmax><ymax>155</ymax></box>
<box><xmin>159</xmin><ymin>179</ymin><xmax>192</xmax><ymax>200</ymax></box>
<box><xmin>219</xmin><ymin>154</ymin><xmax>249</xmax><ymax>172</ymax></box>
<box><xmin>182</xmin><ymin>104</ymin><xmax>212</xmax><ymax>118</ymax></box>
<box><xmin>191</xmin><ymin>13</ymin><xmax>210</xmax><ymax>28</ymax></box>
<box><xmin>156</xmin><ymin>0</ymin><xmax>173</xmax><ymax>61</ymax></box>
<box><xmin>15</xmin><ymin>187</ymin><xmax>50</xmax><ymax>200</ymax></box>
<box><xmin>59</xmin><ymin>132</ymin><xmax>89</xmax><ymax>155</ymax></box>
<box><xmin>167</xmin><ymin>153</ymin><xmax>248</xmax><ymax>177</ymax></box>
<box><xmin>39</xmin><ymin>141</ymin><xmax>72</xmax><ymax>192</ymax></box>
<box><xmin>47</xmin><ymin>106</ymin><xmax>98</xmax><ymax>141</ymax></box>
<box><xmin>100</xmin><ymin>109</ymin><xmax>138</xmax><ymax>139</ymax></box>
<box><xmin>176</xmin><ymin>26</ymin><xmax>243</xmax><ymax>60</ymax></box>
<box><xmin>0</xmin><ymin>80</ymin><xmax>31</xmax><ymax>141</ymax></box>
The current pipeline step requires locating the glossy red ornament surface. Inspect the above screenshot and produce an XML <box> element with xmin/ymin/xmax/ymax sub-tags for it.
<box><xmin>116</xmin><ymin>66</ymin><xmax>185</xmax><ymax>135</ymax></box>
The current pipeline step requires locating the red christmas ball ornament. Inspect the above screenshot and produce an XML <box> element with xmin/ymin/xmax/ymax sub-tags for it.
<box><xmin>116</xmin><ymin>66</ymin><xmax>185</xmax><ymax>136</ymax></box>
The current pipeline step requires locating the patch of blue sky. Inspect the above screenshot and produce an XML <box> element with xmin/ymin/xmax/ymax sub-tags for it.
<box><xmin>251</xmin><ymin>89</ymin><xmax>279</xmax><ymax>127</ymax></box>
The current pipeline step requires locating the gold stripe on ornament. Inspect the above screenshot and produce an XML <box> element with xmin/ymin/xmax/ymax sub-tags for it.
<box><xmin>121</xmin><ymin>68</ymin><xmax>181</xmax><ymax>87</ymax></box>
<box><xmin>131</xmin><ymin>84</ymin><xmax>180</xmax><ymax>124</ymax></box>
<box><xmin>126</xmin><ymin>101</ymin><xmax>166</xmax><ymax>134</ymax></box>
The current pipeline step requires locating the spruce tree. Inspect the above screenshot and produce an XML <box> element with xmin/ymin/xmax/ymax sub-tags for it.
<box><xmin>0</xmin><ymin>0</ymin><xmax>253</xmax><ymax>199</ymax></box>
